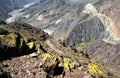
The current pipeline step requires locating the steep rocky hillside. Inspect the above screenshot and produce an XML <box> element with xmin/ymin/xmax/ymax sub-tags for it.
<box><xmin>0</xmin><ymin>20</ymin><xmax>89</xmax><ymax>78</ymax></box>
<box><xmin>0</xmin><ymin>20</ymin><xmax>120</xmax><ymax>78</ymax></box>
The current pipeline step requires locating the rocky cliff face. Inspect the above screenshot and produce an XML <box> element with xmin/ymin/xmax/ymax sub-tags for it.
<box><xmin>55</xmin><ymin>17</ymin><xmax>105</xmax><ymax>46</ymax></box>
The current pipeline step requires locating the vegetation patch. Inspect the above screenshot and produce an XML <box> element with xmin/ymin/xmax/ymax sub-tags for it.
<box><xmin>75</xmin><ymin>40</ymin><xmax>92</xmax><ymax>49</ymax></box>
<box><xmin>88</xmin><ymin>63</ymin><xmax>104</xmax><ymax>78</ymax></box>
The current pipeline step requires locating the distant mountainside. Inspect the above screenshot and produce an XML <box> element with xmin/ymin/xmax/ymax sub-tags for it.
<box><xmin>5</xmin><ymin>0</ymin><xmax>102</xmax><ymax>45</ymax></box>
<box><xmin>5</xmin><ymin>0</ymin><xmax>120</xmax><ymax>46</ymax></box>
<box><xmin>0</xmin><ymin>0</ymin><xmax>41</xmax><ymax>20</ymax></box>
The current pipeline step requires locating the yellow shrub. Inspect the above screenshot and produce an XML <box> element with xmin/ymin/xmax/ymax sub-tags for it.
<box><xmin>0</xmin><ymin>35</ymin><xmax>5</xmax><ymax>39</ymax></box>
<box><xmin>37</xmin><ymin>48</ymin><xmax>41</xmax><ymax>54</ymax></box>
<box><xmin>88</xmin><ymin>63</ymin><xmax>104</xmax><ymax>77</ymax></box>
<box><xmin>24</xmin><ymin>37</ymin><xmax>28</xmax><ymax>43</ymax></box>
<box><xmin>19</xmin><ymin>38</ymin><xmax>24</xmax><ymax>48</ymax></box>
<box><xmin>51</xmin><ymin>57</ymin><xmax>58</xmax><ymax>66</ymax></box>
<box><xmin>42</xmin><ymin>53</ymin><xmax>52</xmax><ymax>62</ymax></box>
<box><xmin>27</xmin><ymin>42</ymin><xmax>34</xmax><ymax>49</ymax></box>
<box><xmin>30</xmin><ymin>53</ymin><xmax>38</xmax><ymax>57</ymax></box>
<box><xmin>64</xmin><ymin>58</ymin><xmax>71</xmax><ymax>71</ymax></box>
<box><xmin>73</xmin><ymin>61</ymin><xmax>80</xmax><ymax>67</ymax></box>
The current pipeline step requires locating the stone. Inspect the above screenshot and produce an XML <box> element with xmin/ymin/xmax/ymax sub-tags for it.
<box><xmin>39</xmin><ymin>71</ymin><xmax>47</xmax><ymax>78</ymax></box>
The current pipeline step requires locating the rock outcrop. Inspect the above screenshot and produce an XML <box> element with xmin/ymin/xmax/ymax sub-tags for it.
<box><xmin>62</xmin><ymin>16</ymin><xmax>105</xmax><ymax>46</ymax></box>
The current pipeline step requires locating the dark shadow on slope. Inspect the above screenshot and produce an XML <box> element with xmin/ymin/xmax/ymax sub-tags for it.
<box><xmin>0</xmin><ymin>33</ymin><xmax>36</xmax><ymax>61</ymax></box>
<box><xmin>0</xmin><ymin>72</ymin><xmax>12</xmax><ymax>78</ymax></box>
<box><xmin>0</xmin><ymin>45</ymin><xmax>36</xmax><ymax>61</ymax></box>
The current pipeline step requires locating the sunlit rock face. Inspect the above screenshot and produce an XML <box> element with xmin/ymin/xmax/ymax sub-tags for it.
<box><xmin>81</xmin><ymin>3</ymin><xmax>120</xmax><ymax>44</ymax></box>
<box><xmin>97</xmin><ymin>14</ymin><xmax>120</xmax><ymax>44</ymax></box>
<box><xmin>63</xmin><ymin>16</ymin><xmax>105</xmax><ymax>46</ymax></box>
<box><xmin>54</xmin><ymin>3</ymin><xmax>120</xmax><ymax>46</ymax></box>
<box><xmin>95</xmin><ymin>0</ymin><xmax>120</xmax><ymax>44</ymax></box>
<box><xmin>96</xmin><ymin>0</ymin><xmax>120</xmax><ymax>29</ymax></box>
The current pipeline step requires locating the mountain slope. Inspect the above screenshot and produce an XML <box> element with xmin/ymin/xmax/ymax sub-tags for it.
<box><xmin>0</xmin><ymin>20</ymin><xmax>89</xmax><ymax>78</ymax></box>
<box><xmin>5</xmin><ymin>0</ymin><xmax>120</xmax><ymax>46</ymax></box>
<box><xmin>0</xmin><ymin>20</ymin><xmax>120</xmax><ymax>78</ymax></box>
